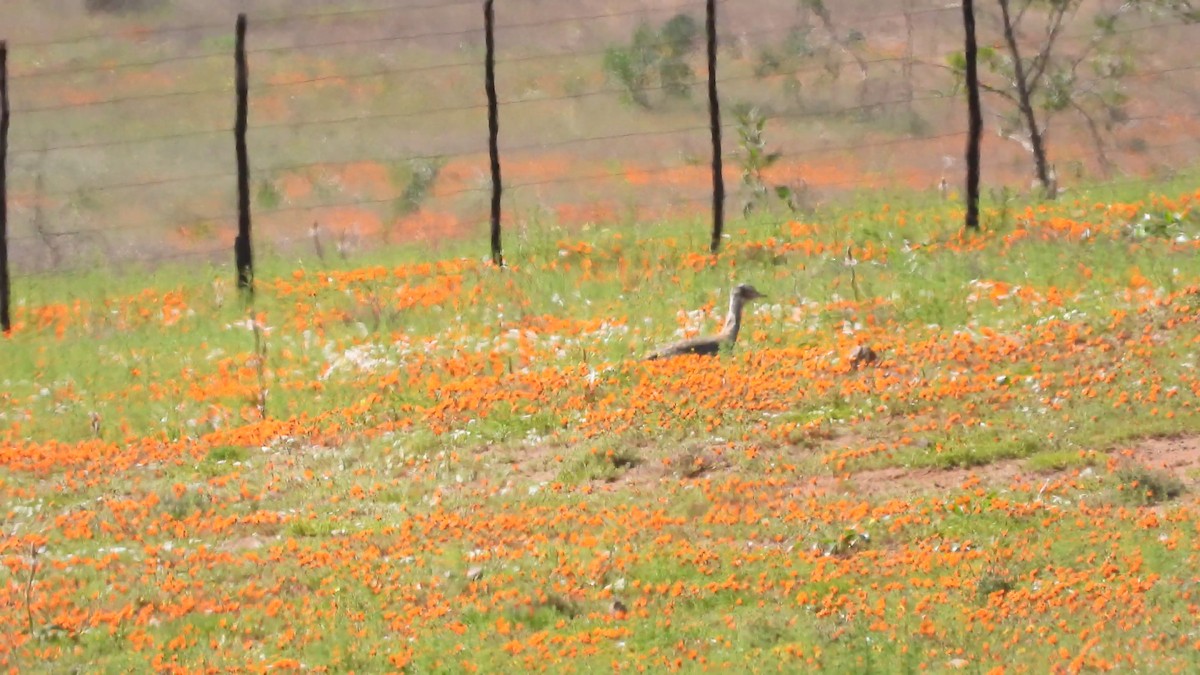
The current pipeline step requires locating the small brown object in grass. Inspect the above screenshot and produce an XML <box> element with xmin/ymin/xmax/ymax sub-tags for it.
<box><xmin>849</xmin><ymin>345</ymin><xmax>878</xmax><ymax>369</ymax></box>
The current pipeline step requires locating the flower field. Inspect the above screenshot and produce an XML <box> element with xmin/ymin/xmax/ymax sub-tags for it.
<box><xmin>4</xmin><ymin>178</ymin><xmax>1200</xmax><ymax>673</ymax></box>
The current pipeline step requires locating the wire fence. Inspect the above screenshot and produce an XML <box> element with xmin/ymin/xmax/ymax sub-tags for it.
<box><xmin>2</xmin><ymin>0</ymin><xmax>1198</xmax><ymax>276</ymax></box>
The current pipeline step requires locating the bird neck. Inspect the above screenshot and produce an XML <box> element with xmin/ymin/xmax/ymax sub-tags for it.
<box><xmin>721</xmin><ymin>293</ymin><xmax>746</xmax><ymax>342</ymax></box>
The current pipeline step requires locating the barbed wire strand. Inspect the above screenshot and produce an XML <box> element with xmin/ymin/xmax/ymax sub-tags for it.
<box><xmin>7</xmin><ymin>14</ymin><xmax>1194</xmax><ymax>139</ymax></box>
<box><xmin>21</xmin><ymin>94</ymin><xmax>960</xmax><ymax>207</ymax></box>
<box><xmin>10</xmin><ymin>113</ymin><xmax>1195</xmax><ymax>249</ymax></box>
<box><xmin>6</xmin><ymin>9</ymin><xmax>982</xmax><ymax>113</ymax></box>
<box><xmin>13</xmin><ymin>129</ymin><xmax>1198</xmax><ymax>278</ymax></box>
<box><xmin>8</xmin><ymin>0</ymin><xmax>715</xmax><ymax>81</ymax></box>
<box><xmin>17</xmin><ymin>53</ymin><xmax>1196</xmax><ymax>186</ymax></box>
<box><xmin>16</xmin><ymin>49</ymin><xmax>1198</xmax><ymax>162</ymax></box>
<box><xmin>12</xmin><ymin>0</ymin><xmax>495</xmax><ymax>49</ymax></box>
<box><xmin>10</xmin><ymin>5</ymin><xmax>1180</xmax><ymax>91</ymax></box>
<box><xmin>9</xmin><ymin>0</ymin><xmax>963</xmax><ymax>58</ymax></box>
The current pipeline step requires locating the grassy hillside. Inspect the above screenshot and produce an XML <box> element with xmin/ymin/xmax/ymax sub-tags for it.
<box><xmin>5</xmin><ymin>2</ymin><xmax>1200</xmax><ymax>671</ymax></box>
<box><xmin>3</xmin><ymin>173</ymin><xmax>1200</xmax><ymax>670</ymax></box>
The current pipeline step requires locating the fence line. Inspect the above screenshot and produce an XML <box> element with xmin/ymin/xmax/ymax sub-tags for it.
<box><xmin>16</xmin><ymin>88</ymin><xmax>959</xmax><ymax>189</ymax></box>
<box><xmin>20</xmin><ymin>51</ymin><xmax>1200</xmax><ymax>118</ymax></box>
<box><xmin>11</xmin><ymin>58</ymin><xmax>949</xmax><ymax>151</ymax></box>
<box><xmin>8</xmin><ymin>7</ymin><xmax>1171</xmax><ymax>90</ymax></box>
<box><xmin>6</xmin><ymin>93</ymin><xmax>1178</xmax><ymax>226</ymax></box>
<box><xmin>705</xmin><ymin>0</ymin><xmax>724</xmax><ymax>253</ymax></box>
<box><xmin>7</xmin><ymin>107</ymin><xmax>1196</xmax><ymax>240</ymax></box>
<box><xmin>15</xmin><ymin>131</ymin><xmax>1200</xmax><ymax>283</ymax></box>
<box><xmin>1</xmin><ymin>41</ymin><xmax>10</xmax><ymax>332</ymax></box>
<box><xmin>12</xmin><ymin>114</ymin><xmax>1196</xmax><ymax>251</ymax></box>
<box><xmin>11</xmin><ymin>0</ymin><xmax>965</xmax><ymax>53</ymax></box>
<box><xmin>10</xmin><ymin>55</ymin><xmax>1198</xmax><ymax>160</ymax></box>
<box><xmin>484</xmin><ymin>0</ymin><xmax>503</xmax><ymax>266</ymax></box>
<box><xmin>8</xmin><ymin>0</ymin><xmax>716</xmax><ymax>82</ymax></box>
<box><xmin>15</xmin><ymin>0</ymin><xmax>982</xmax><ymax>56</ymax></box>
<box><xmin>0</xmin><ymin>1</ymin><xmax>1196</xmax><ymax>285</ymax></box>
<box><xmin>234</xmin><ymin>14</ymin><xmax>253</xmax><ymax>295</ymax></box>
<box><xmin>10</xmin><ymin>0</ymin><xmax>493</xmax><ymax>49</ymax></box>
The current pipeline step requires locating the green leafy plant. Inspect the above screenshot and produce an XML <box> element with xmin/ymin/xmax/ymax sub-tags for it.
<box><xmin>658</xmin><ymin>14</ymin><xmax>700</xmax><ymax>97</ymax></box>
<box><xmin>1125</xmin><ymin>210</ymin><xmax>1194</xmax><ymax>240</ymax></box>
<box><xmin>1114</xmin><ymin>463</ymin><xmax>1186</xmax><ymax>505</ymax></box>
<box><xmin>603</xmin><ymin>14</ymin><xmax>700</xmax><ymax>108</ymax></box>
<box><xmin>603</xmin><ymin>24</ymin><xmax>661</xmax><ymax>109</ymax></box>
<box><xmin>558</xmin><ymin>447</ymin><xmax>641</xmax><ymax>483</ymax></box>
<box><xmin>734</xmin><ymin>105</ymin><xmax>803</xmax><ymax>217</ymax></box>
<box><xmin>819</xmin><ymin>524</ymin><xmax>872</xmax><ymax>557</ymax></box>
<box><xmin>255</xmin><ymin>179</ymin><xmax>282</xmax><ymax>211</ymax></box>
<box><xmin>396</xmin><ymin>158</ymin><xmax>444</xmax><ymax>217</ymax></box>
<box><xmin>975</xmin><ymin>565</ymin><xmax>1016</xmax><ymax>601</ymax></box>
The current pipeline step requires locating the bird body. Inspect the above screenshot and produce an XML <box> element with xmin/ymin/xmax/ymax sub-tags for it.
<box><xmin>645</xmin><ymin>284</ymin><xmax>765</xmax><ymax>360</ymax></box>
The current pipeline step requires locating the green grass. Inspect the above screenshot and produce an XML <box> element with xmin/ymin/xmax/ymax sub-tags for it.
<box><xmin>557</xmin><ymin>446</ymin><xmax>642</xmax><ymax>483</ymax></box>
<box><xmin>1026</xmin><ymin>449</ymin><xmax>1101</xmax><ymax>473</ymax></box>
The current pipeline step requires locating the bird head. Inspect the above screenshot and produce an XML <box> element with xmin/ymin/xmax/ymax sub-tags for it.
<box><xmin>734</xmin><ymin>284</ymin><xmax>766</xmax><ymax>301</ymax></box>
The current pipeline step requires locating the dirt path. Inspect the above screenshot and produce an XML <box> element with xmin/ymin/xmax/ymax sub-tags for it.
<box><xmin>825</xmin><ymin>434</ymin><xmax>1200</xmax><ymax>499</ymax></box>
<box><xmin>1129</xmin><ymin>435</ymin><xmax>1200</xmax><ymax>481</ymax></box>
<box><xmin>591</xmin><ymin>434</ymin><xmax>1200</xmax><ymax>502</ymax></box>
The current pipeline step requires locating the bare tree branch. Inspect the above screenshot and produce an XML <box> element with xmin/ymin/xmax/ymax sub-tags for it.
<box><xmin>1026</xmin><ymin>3</ymin><xmax>1073</xmax><ymax>96</ymax></box>
<box><xmin>1069</xmin><ymin>98</ymin><xmax>1113</xmax><ymax>177</ymax></box>
<box><xmin>803</xmin><ymin>0</ymin><xmax>869</xmax><ymax>81</ymax></box>
<box><xmin>917</xmin><ymin>58</ymin><xmax>1022</xmax><ymax>104</ymax></box>
<box><xmin>997</xmin><ymin>0</ymin><xmax>1054</xmax><ymax>195</ymax></box>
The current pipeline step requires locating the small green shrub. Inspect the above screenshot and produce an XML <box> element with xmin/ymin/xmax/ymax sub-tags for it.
<box><xmin>205</xmin><ymin>445</ymin><xmax>248</xmax><ymax>464</ymax></box>
<box><xmin>558</xmin><ymin>447</ymin><xmax>641</xmax><ymax>483</ymax></box>
<box><xmin>255</xmin><ymin>180</ymin><xmax>282</xmax><ymax>210</ymax></box>
<box><xmin>395</xmin><ymin>158</ymin><xmax>443</xmax><ymax>217</ymax></box>
<box><xmin>603</xmin><ymin>14</ymin><xmax>699</xmax><ymax>108</ymax></box>
<box><xmin>1114</xmin><ymin>463</ymin><xmax>1185</xmax><ymax>505</ymax></box>
<box><xmin>288</xmin><ymin>517</ymin><xmax>336</xmax><ymax>538</ymax></box>
<box><xmin>976</xmin><ymin>567</ymin><xmax>1015</xmax><ymax>601</ymax></box>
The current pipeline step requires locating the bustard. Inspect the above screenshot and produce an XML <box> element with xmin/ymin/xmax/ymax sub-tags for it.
<box><xmin>645</xmin><ymin>284</ymin><xmax>766</xmax><ymax>360</ymax></box>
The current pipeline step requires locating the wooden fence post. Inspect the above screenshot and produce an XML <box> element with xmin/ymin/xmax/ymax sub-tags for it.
<box><xmin>234</xmin><ymin>14</ymin><xmax>254</xmax><ymax>296</ymax></box>
<box><xmin>962</xmin><ymin>0</ymin><xmax>982</xmax><ymax>230</ymax></box>
<box><xmin>706</xmin><ymin>0</ymin><xmax>725</xmax><ymax>254</ymax></box>
<box><xmin>1</xmin><ymin>41</ymin><xmax>10</xmax><ymax>334</ymax></box>
<box><xmin>484</xmin><ymin>0</ymin><xmax>504</xmax><ymax>267</ymax></box>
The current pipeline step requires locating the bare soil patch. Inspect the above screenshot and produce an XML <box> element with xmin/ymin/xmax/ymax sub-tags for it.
<box><xmin>503</xmin><ymin>435</ymin><xmax>1200</xmax><ymax>505</ymax></box>
<box><xmin>825</xmin><ymin>461</ymin><xmax>1029</xmax><ymax>499</ymax></box>
<box><xmin>824</xmin><ymin>434</ymin><xmax>1200</xmax><ymax>500</ymax></box>
<box><xmin>1128</xmin><ymin>435</ymin><xmax>1200</xmax><ymax>487</ymax></box>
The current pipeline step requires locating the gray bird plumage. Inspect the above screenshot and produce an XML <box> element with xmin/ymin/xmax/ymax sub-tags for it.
<box><xmin>645</xmin><ymin>284</ymin><xmax>766</xmax><ymax>361</ymax></box>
